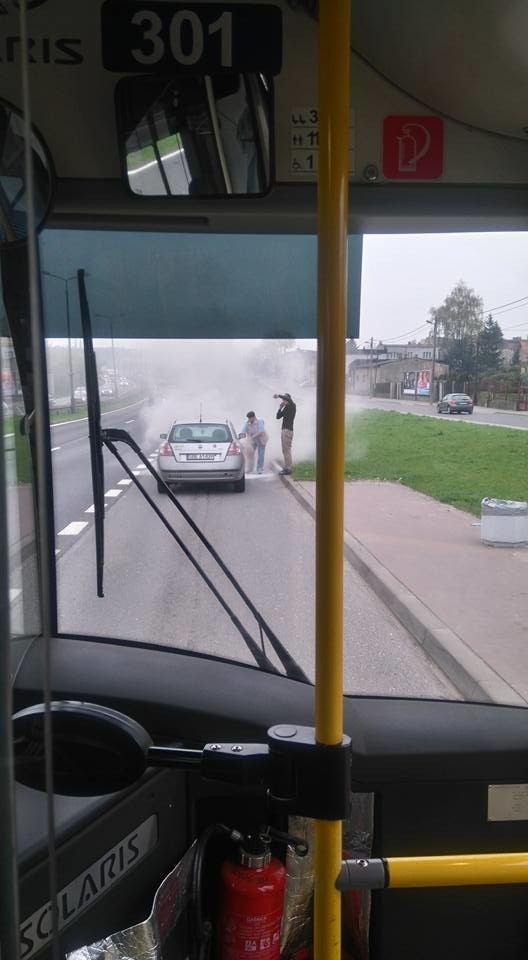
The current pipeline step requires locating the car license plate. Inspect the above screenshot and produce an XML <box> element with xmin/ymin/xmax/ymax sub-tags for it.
<box><xmin>187</xmin><ymin>454</ymin><xmax>215</xmax><ymax>461</ymax></box>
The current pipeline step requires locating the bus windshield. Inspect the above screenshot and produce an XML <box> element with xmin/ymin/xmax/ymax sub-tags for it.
<box><xmin>22</xmin><ymin>226</ymin><xmax>525</xmax><ymax>704</ymax></box>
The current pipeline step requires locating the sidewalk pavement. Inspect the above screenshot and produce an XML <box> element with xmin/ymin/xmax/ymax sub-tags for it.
<box><xmin>282</xmin><ymin>476</ymin><xmax>528</xmax><ymax>706</ymax></box>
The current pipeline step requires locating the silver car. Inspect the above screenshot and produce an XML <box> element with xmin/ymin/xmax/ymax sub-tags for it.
<box><xmin>157</xmin><ymin>420</ymin><xmax>245</xmax><ymax>493</ymax></box>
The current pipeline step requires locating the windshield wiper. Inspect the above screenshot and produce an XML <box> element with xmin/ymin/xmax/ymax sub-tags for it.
<box><xmin>77</xmin><ymin>276</ymin><xmax>307</xmax><ymax>682</ymax></box>
<box><xmin>78</xmin><ymin>269</ymin><xmax>105</xmax><ymax>598</ymax></box>
<box><xmin>103</xmin><ymin>428</ymin><xmax>308</xmax><ymax>683</ymax></box>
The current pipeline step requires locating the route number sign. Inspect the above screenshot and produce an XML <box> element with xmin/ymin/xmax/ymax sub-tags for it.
<box><xmin>101</xmin><ymin>2</ymin><xmax>282</xmax><ymax>74</ymax></box>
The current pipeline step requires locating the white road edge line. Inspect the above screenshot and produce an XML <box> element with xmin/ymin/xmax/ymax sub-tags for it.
<box><xmin>118</xmin><ymin>479</ymin><xmax>132</xmax><ymax>485</ymax></box>
<box><xmin>9</xmin><ymin>588</ymin><xmax>21</xmax><ymax>601</ymax></box>
<box><xmin>50</xmin><ymin>398</ymin><xmax>146</xmax><ymax>429</ymax></box>
<box><xmin>104</xmin><ymin>489</ymin><xmax>122</xmax><ymax>498</ymax></box>
<box><xmin>58</xmin><ymin>521</ymin><xmax>89</xmax><ymax>536</ymax></box>
<box><xmin>129</xmin><ymin>147</ymin><xmax>184</xmax><ymax>175</ymax></box>
<box><xmin>51</xmin><ymin>446</ymin><xmax>61</xmax><ymax>452</ymax></box>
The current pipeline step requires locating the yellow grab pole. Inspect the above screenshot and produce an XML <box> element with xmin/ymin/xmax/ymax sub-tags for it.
<box><xmin>387</xmin><ymin>852</ymin><xmax>528</xmax><ymax>888</ymax></box>
<box><xmin>314</xmin><ymin>2</ymin><xmax>350</xmax><ymax>960</ymax></box>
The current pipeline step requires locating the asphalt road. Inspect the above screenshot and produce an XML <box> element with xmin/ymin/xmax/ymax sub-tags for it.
<box><xmin>49</xmin><ymin>392</ymin><xmax>528</xmax><ymax>558</ymax></box>
<box><xmin>128</xmin><ymin>149</ymin><xmax>190</xmax><ymax>195</ymax></box>
<box><xmin>51</xmin><ymin>399</ymin><xmax>154</xmax><ymax>554</ymax></box>
<box><xmin>56</xmin><ymin>463</ymin><xmax>459</xmax><ymax>700</ymax></box>
<box><xmin>345</xmin><ymin>394</ymin><xmax>528</xmax><ymax>430</ymax></box>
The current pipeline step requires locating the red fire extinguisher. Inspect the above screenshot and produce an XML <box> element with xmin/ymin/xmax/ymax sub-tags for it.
<box><xmin>218</xmin><ymin>831</ymin><xmax>286</xmax><ymax>960</ymax></box>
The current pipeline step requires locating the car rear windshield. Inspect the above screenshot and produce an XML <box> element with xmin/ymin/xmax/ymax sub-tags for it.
<box><xmin>169</xmin><ymin>423</ymin><xmax>231</xmax><ymax>443</ymax></box>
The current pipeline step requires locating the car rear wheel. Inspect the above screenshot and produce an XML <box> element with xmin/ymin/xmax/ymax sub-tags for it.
<box><xmin>233</xmin><ymin>475</ymin><xmax>245</xmax><ymax>493</ymax></box>
<box><xmin>157</xmin><ymin>478</ymin><xmax>168</xmax><ymax>494</ymax></box>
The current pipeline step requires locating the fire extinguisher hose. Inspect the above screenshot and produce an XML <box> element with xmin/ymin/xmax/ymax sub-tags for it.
<box><xmin>191</xmin><ymin>824</ymin><xmax>243</xmax><ymax>960</ymax></box>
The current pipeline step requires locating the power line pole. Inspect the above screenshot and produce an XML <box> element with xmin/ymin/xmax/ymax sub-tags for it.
<box><xmin>473</xmin><ymin>332</ymin><xmax>480</xmax><ymax>406</ymax></box>
<box><xmin>428</xmin><ymin>315</ymin><xmax>439</xmax><ymax>404</ymax></box>
<box><xmin>369</xmin><ymin>336</ymin><xmax>374</xmax><ymax>396</ymax></box>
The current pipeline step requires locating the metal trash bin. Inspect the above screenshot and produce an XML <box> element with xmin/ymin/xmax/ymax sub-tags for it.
<box><xmin>480</xmin><ymin>498</ymin><xmax>528</xmax><ymax>547</ymax></box>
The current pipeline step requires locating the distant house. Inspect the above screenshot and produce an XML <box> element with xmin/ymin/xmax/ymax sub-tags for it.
<box><xmin>501</xmin><ymin>337</ymin><xmax>523</xmax><ymax>366</ymax></box>
<box><xmin>347</xmin><ymin>339</ymin><xmax>447</xmax><ymax>364</ymax></box>
<box><xmin>281</xmin><ymin>347</ymin><xmax>317</xmax><ymax>386</ymax></box>
<box><xmin>348</xmin><ymin>356</ymin><xmax>448</xmax><ymax>397</ymax></box>
<box><xmin>519</xmin><ymin>340</ymin><xmax>528</xmax><ymax>381</ymax></box>
<box><xmin>379</xmin><ymin>341</ymin><xmax>447</xmax><ymax>362</ymax></box>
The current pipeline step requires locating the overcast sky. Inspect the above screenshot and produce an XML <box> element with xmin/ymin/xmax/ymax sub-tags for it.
<box><xmin>358</xmin><ymin>233</ymin><xmax>528</xmax><ymax>346</ymax></box>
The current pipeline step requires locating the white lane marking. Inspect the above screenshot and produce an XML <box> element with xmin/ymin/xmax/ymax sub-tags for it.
<box><xmin>55</xmin><ymin>549</ymin><xmax>61</xmax><ymax>556</ymax></box>
<box><xmin>85</xmin><ymin>504</ymin><xmax>95</xmax><ymax>513</ymax></box>
<box><xmin>118</xmin><ymin>479</ymin><xmax>132</xmax><ymax>485</ymax></box>
<box><xmin>50</xmin><ymin>398</ymin><xmax>147</xmax><ymax>429</ymax></box>
<box><xmin>58</xmin><ymin>521</ymin><xmax>89</xmax><ymax>536</ymax></box>
<box><xmin>125</xmin><ymin>419</ymin><xmax>135</xmax><ymax>424</ymax></box>
<box><xmin>133</xmin><ymin>470</ymin><xmax>142</xmax><ymax>475</ymax></box>
<box><xmin>129</xmin><ymin>147</ymin><xmax>184</xmax><ymax>175</ymax></box>
<box><xmin>104</xmin><ymin>489</ymin><xmax>122</xmax><ymax>498</ymax></box>
<box><xmin>134</xmin><ymin>463</ymin><xmax>146</xmax><ymax>470</ymax></box>
<box><xmin>51</xmin><ymin>446</ymin><xmax>61</xmax><ymax>452</ymax></box>
<box><xmin>9</xmin><ymin>588</ymin><xmax>21</xmax><ymax>601</ymax></box>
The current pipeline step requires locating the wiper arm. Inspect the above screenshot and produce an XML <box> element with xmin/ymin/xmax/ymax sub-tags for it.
<box><xmin>103</xmin><ymin>433</ymin><xmax>280</xmax><ymax>675</ymax></box>
<box><xmin>75</xmin><ymin>275</ymin><xmax>307</xmax><ymax>681</ymax></box>
<box><xmin>103</xmin><ymin>428</ymin><xmax>309</xmax><ymax>684</ymax></box>
<box><xmin>78</xmin><ymin>269</ymin><xmax>105</xmax><ymax>598</ymax></box>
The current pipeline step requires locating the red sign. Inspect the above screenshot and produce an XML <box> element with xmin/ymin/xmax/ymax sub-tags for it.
<box><xmin>383</xmin><ymin>116</ymin><xmax>443</xmax><ymax>179</ymax></box>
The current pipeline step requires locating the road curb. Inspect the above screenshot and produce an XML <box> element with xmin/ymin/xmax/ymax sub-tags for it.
<box><xmin>279</xmin><ymin>472</ymin><xmax>526</xmax><ymax>705</ymax></box>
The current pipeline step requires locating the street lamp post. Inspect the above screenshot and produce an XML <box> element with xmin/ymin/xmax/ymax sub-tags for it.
<box><xmin>42</xmin><ymin>270</ymin><xmax>76</xmax><ymax>413</ymax></box>
<box><xmin>427</xmin><ymin>315</ymin><xmax>439</xmax><ymax>404</ymax></box>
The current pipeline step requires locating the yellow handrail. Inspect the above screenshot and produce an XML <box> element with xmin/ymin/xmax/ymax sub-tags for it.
<box><xmin>387</xmin><ymin>852</ymin><xmax>528</xmax><ymax>888</ymax></box>
<box><xmin>314</xmin><ymin>2</ymin><xmax>350</xmax><ymax>959</ymax></box>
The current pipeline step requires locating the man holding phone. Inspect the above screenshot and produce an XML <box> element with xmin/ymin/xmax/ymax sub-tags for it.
<box><xmin>273</xmin><ymin>392</ymin><xmax>297</xmax><ymax>475</ymax></box>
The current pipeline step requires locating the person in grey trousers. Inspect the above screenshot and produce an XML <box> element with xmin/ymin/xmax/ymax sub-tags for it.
<box><xmin>273</xmin><ymin>392</ymin><xmax>296</xmax><ymax>475</ymax></box>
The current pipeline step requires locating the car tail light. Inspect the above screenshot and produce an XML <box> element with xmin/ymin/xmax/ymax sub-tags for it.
<box><xmin>159</xmin><ymin>440</ymin><xmax>174</xmax><ymax>457</ymax></box>
<box><xmin>227</xmin><ymin>441</ymin><xmax>241</xmax><ymax>456</ymax></box>
<box><xmin>449</xmin><ymin>400</ymin><xmax>456</xmax><ymax>405</ymax></box>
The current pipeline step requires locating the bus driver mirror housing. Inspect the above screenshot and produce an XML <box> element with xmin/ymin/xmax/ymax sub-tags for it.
<box><xmin>116</xmin><ymin>73</ymin><xmax>272</xmax><ymax>198</ymax></box>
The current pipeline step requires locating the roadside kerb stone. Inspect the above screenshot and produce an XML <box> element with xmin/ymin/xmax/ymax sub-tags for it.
<box><xmin>277</xmin><ymin>469</ymin><xmax>526</xmax><ymax>706</ymax></box>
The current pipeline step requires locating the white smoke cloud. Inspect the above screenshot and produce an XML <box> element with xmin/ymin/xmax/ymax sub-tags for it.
<box><xmin>136</xmin><ymin>339</ymin><xmax>317</xmax><ymax>469</ymax></box>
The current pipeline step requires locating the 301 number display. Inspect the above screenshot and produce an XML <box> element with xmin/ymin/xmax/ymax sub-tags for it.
<box><xmin>102</xmin><ymin>2</ymin><xmax>282</xmax><ymax>75</ymax></box>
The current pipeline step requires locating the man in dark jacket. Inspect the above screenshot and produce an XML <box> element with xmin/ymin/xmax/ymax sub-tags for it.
<box><xmin>273</xmin><ymin>392</ymin><xmax>296</xmax><ymax>475</ymax></box>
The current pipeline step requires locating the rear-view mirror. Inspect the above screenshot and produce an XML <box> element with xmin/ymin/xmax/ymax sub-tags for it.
<box><xmin>116</xmin><ymin>73</ymin><xmax>272</xmax><ymax>197</ymax></box>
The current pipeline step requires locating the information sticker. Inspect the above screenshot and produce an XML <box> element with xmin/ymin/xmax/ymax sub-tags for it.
<box><xmin>488</xmin><ymin>784</ymin><xmax>528</xmax><ymax>821</ymax></box>
<box><xmin>289</xmin><ymin>106</ymin><xmax>355</xmax><ymax>176</ymax></box>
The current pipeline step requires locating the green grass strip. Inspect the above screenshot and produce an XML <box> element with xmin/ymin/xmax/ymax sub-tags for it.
<box><xmin>127</xmin><ymin>134</ymin><xmax>182</xmax><ymax>172</ymax></box>
<box><xmin>293</xmin><ymin>410</ymin><xmax>528</xmax><ymax>516</ymax></box>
